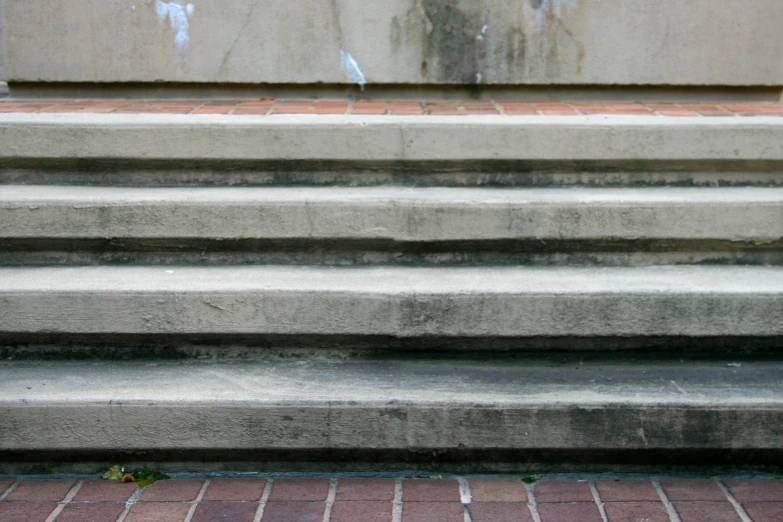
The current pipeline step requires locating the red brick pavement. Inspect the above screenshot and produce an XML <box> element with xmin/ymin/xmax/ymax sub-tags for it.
<box><xmin>0</xmin><ymin>476</ymin><xmax>780</xmax><ymax>521</ymax></box>
<box><xmin>0</xmin><ymin>99</ymin><xmax>782</xmax><ymax>116</ymax></box>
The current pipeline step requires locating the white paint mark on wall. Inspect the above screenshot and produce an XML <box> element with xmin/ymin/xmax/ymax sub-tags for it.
<box><xmin>531</xmin><ymin>0</ymin><xmax>579</xmax><ymax>23</ymax></box>
<box><xmin>156</xmin><ymin>0</ymin><xmax>195</xmax><ymax>51</ymax></box>
<box><xmin>475</xmin><ymin>72</ymin><xmax>482</xmax><ymax>83</ymax></box>
<box><xmin>340</xmin><ymin>48</ymin><xmax>367</xmax><ymax>90</ymax></box>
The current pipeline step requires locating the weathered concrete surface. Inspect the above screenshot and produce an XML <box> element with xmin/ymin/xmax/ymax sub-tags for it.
<box><xmin>1</xmin><ymin>0</ymin><xmax>782</xmax><ymax>86</ymax></box>
<box><xmin>1</xmin><ymin>114</ymin><xmax>782</xmax><ymax>164</ymax></box>
<box><xmin>3</xmin><ymin>186</ymin><xmax>783</xmax><ymax>242</ymax></box>
<box><xmin>1</xmin><ymin>265</ymin><xmax>782</xmax><ymax>337</ymax></box>
<box><xmin>1</xmin><ymin>359</ymin><xmax>782</xmax><ymax>454</ymax></box>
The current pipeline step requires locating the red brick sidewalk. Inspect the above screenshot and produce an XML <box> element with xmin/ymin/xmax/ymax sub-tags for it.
<box><xmin>0</xmin><ymin>476</ymin><xmax>781</xmax><ymax>522</ymax></box>
<box><xmin>1</xmin><ymin>100</ymin><xmax>783</xmax><ymax>117</ymax></box>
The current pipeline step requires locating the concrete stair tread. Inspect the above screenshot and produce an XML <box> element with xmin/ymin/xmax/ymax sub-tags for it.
<box><xmin>4</xmin><ymin>264</ymin><xmax>783</xmax><ymax>292</ymax></box>
<box><xmin>3</xmin><ymin>185</ymin><xmax>782</xmax><ymax>241</ymax></box>
<box><xmin>1</xmin><ymin>265</ymin><xmax>782</xmax><ymax>336</ymax></box>
<box><xmin>1</xmin><ymin>113</ymin><xmax>782</xmax><ymax>163</ymax></box>
<box><xmin>2</xmin><ymin>358</ymin><xmax>781</xmax><ymax>453</ymax></box>
<box><xmin>2</xmin><ymin>358</ymin><xmax>780</xmax><ymax>404</ymax></box>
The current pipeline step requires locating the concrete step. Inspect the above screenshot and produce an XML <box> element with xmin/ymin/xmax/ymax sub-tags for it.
<box><xmin>1</xmin><ymin>358</ymin><xmax>781</xmax><ymax>472</ymax></box>
<box><xmin>4</xmin><ymin>185</ymin><xmax>782</xmax><ymax>241</ymax></box>
<box><xmin>1</xmin><ymin>114</ymin><xmax>782</xmax><ymax>187</ymax></box>
<box><xmin>2</xmin><ymin>185</ymin><xmax>782</xmax><ymax>266</ymax></box>
<box><xmin>1</xmin><ymin>265</ymin><xmax>782</xmax><ymax>344</ymax></box>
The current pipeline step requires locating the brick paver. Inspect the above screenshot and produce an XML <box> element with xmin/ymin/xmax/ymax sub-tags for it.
<box><xmin>336</xmin><ymin>478</ymin><xmax>395</xmax><ymax>501</ymax></box>
<box><xmin>604</xmin><ymin>501</ymin><xmax>670</xmax><ymax>522</ymax></box>
<box><xmin>723</xmin><ymin>479</ymin><xmax>783</xmax><ymax>502</ymax></box>
<box><xmin>56</xmin><ymin>502</ymin><xmax>126</xmax><ymax>521</ymax></box>
<box><xmin>191</xmin><ymin>500</ymin><xmax>258</xmax><ymax>522</ymax></box>
<box><xmin>124</xmin><ymin>502</ymin><xmax>191</xmax><ymax>522</ymax></box>
<box><xmin>596</xmin><ymin>479</ymin><xmax>660</xmax><ymax>501</ymax></box>
<box><xmin>0</xmin><ymin>502</ymin><xmax>58</xmax><ymax>522</ymax></box>
<box><xmin>331</xmin><ymin>500</ymin><xmax>393</xmax><ymax>522</ymax></box>
<box><xmin>268</xmin><ymin>478</ymin><xmax>330</xmax><ymax>501</ymax></box>
<box><xmin>0</xmin><ymin>475</ymin><xmax>778</xmax><ymax>521</ymax></box>
<box><xmin>660</xmin><ymin>479</ymin><xmax>727</xmax><ymax>501</ymax></box>
<box><xmin>72</xmin><ymin>479</ymin><xmax>137</xmax><ymax>502</ymax></box>
<box><xmin>468</xmin><ymin>501</ymin><xmax>534</xmax><ymax>522</ymax></box>
<box><xmin>469</xmin><ymin>479</ymin><xmax>527</xmax><ymax>501</ymax></box>
<box><xmin>537</xmin><ymin>502</ymin><xmax>603</xmax><ymax>522</ymax></box>
<box><xmin>534</xmin><ymin>480</ymin><xmax>594</xmax><ymax>503</ymax></box>
<box><xmin>261</xmin><ymin>500</ymin><xmax>325</xmax><ymax>522</ymax></box>
<box><xmin>138</xmin><ymin>479</ymin><xmax>205</xmax><ymax>502</ymax></box>
<box><xmin>403</xmin><ymin>479</ymin><xmax>461</xmax><ymax>502</ymax></box>
<box><xmin>202</xmin><ymin>478</ymin><xmax>266</xmax><ymax>501</ymax></box>
<box><xmin>0</xmin><ymin>479</ymin><xmax>15</xmax><ymax>495</ymax></box>
<box><xmin>674</xmin><ymin>501</ymin><xmax>743</xmax><ymax>522</ymax></box>
<box><xmin>1</xmin><ymin>99</ymin><xmax>782</xmax><ymax>117</ymax></box>
<box><xmin>5</xmin><ymin>479</ymin><xmax>77</xmax><ymax>501</ymax></box>
<box><xmin>402</xmin><ymin>501</ymin><xmax>464</xmax><ymax>522</ymax></box>
<box><xmin>743</xmin><ymin>501</ymin><xmax>783</xmax><ymax>522</ymax></box>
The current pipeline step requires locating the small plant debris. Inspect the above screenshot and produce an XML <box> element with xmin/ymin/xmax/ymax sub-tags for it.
<box><xmin>102</xmin><ymin>465</ymin><xmax>124</xmax><ymax>481</ymax></box>
<box><xmin>102</xmin><ymin>465</ymin><xmax>170</xmax><ymax>487</ymax></box>
<box><xmin>776</xmin><ymin>476</ymin><xmax>783</xmax><ymax>483</ymax></box>
<box><xmin>521</xmin><ymin>475</ymin><xmax>539</xmax><ymax>484</ymax></box>
<box><xmin>132</xmin><ymin>470</ymin><xmax>170</xmax><ymax>488</ymax></box>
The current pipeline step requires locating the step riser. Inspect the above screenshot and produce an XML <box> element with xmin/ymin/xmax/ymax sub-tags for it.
<box><xmin>4</xmin><ymin>188</ymin><xmax>782</xmax><ymax>242</ymax></box>
<box><xmin>3</xmin><ymin>115</ymin><xmax>781</xmax><ymax>162</ymax></box>
<box><xmin>5</xmin><ymin>166</ymin><xmax>783</xmax><ymax>187</ymax></box>
<box><xmin>3</xmin><ymin>404</ymin><xmax>780</xmax><ymax>453</ymax></box>
<box><xmin>4</xmin><ymin>294</ymin><xmax>779</xmax><ymax>336</ymax></box>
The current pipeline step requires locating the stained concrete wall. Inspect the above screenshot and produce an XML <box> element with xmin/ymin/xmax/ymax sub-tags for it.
<box><xmin>0</xmin><ymin>0</ymin><xmax>782</xmax><ymax>86</ymax></box>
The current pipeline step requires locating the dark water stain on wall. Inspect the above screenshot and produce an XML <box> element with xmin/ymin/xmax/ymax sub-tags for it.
<box><xmin>528</xmin><ymin>0</ymin><xmax>586</xmax><ymax>80</ymax></box>
<box><xmin>421</xmin><ymin>0</ymin><xmax>487</xmax><ymax>83</ymax></box>
<box><xmin>390</xmin><ymin>16</ymin><xmax>403</xmax><ymax>53</ymax></box>
<box><xmin>505</xmin><ymin>27</ymin><xmax>526</xmax><ymax>75</ymax></box>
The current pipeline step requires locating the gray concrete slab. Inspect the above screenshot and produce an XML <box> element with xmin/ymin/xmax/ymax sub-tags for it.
<box><xmin>1</xmin><ymin>265</ymin><xmax>782</xmax><ymax>337</ymax></box>
<box><xmin>0</xmin><ymin>114</ymin><xmax>782</xmax><ymax>164</ymax></box>
<box><xmin>1</xmin><ymin>0</ymin><xmax>781</xmax><ymax>86</ymax></box>
<box><xmin>1</xmin><ymin>359</ymin><xmax>781</xmax><ymax>454</ymax></box>
<box><xmin>3</xmin><ymin>186</ymin><xmax>782</xmax><ymax>242</ymax></box>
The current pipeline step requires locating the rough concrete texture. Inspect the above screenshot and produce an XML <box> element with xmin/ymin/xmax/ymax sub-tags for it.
<box><xmin>1</xmin><ymin>0</ymin><xmax>782</xmax><ymax>86</ymax></box>
<box><xmin>1</xmin><ymin>265</ymin><xmax>782</xmax><ymax>337</ymax></box>
<box><xmin>3</xmin><ymin>185</ymin><xmax>783</xmax><ymax>242</ymax></box>
<box><xmin>1</xmin><ymin>114</ymin><xmax>782</xmax><ymax>163</ymax></box>
<box><xmin>1</xmin><ymin>359</ymin><xmax>782</xmax><ymax>453</ymax></box>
